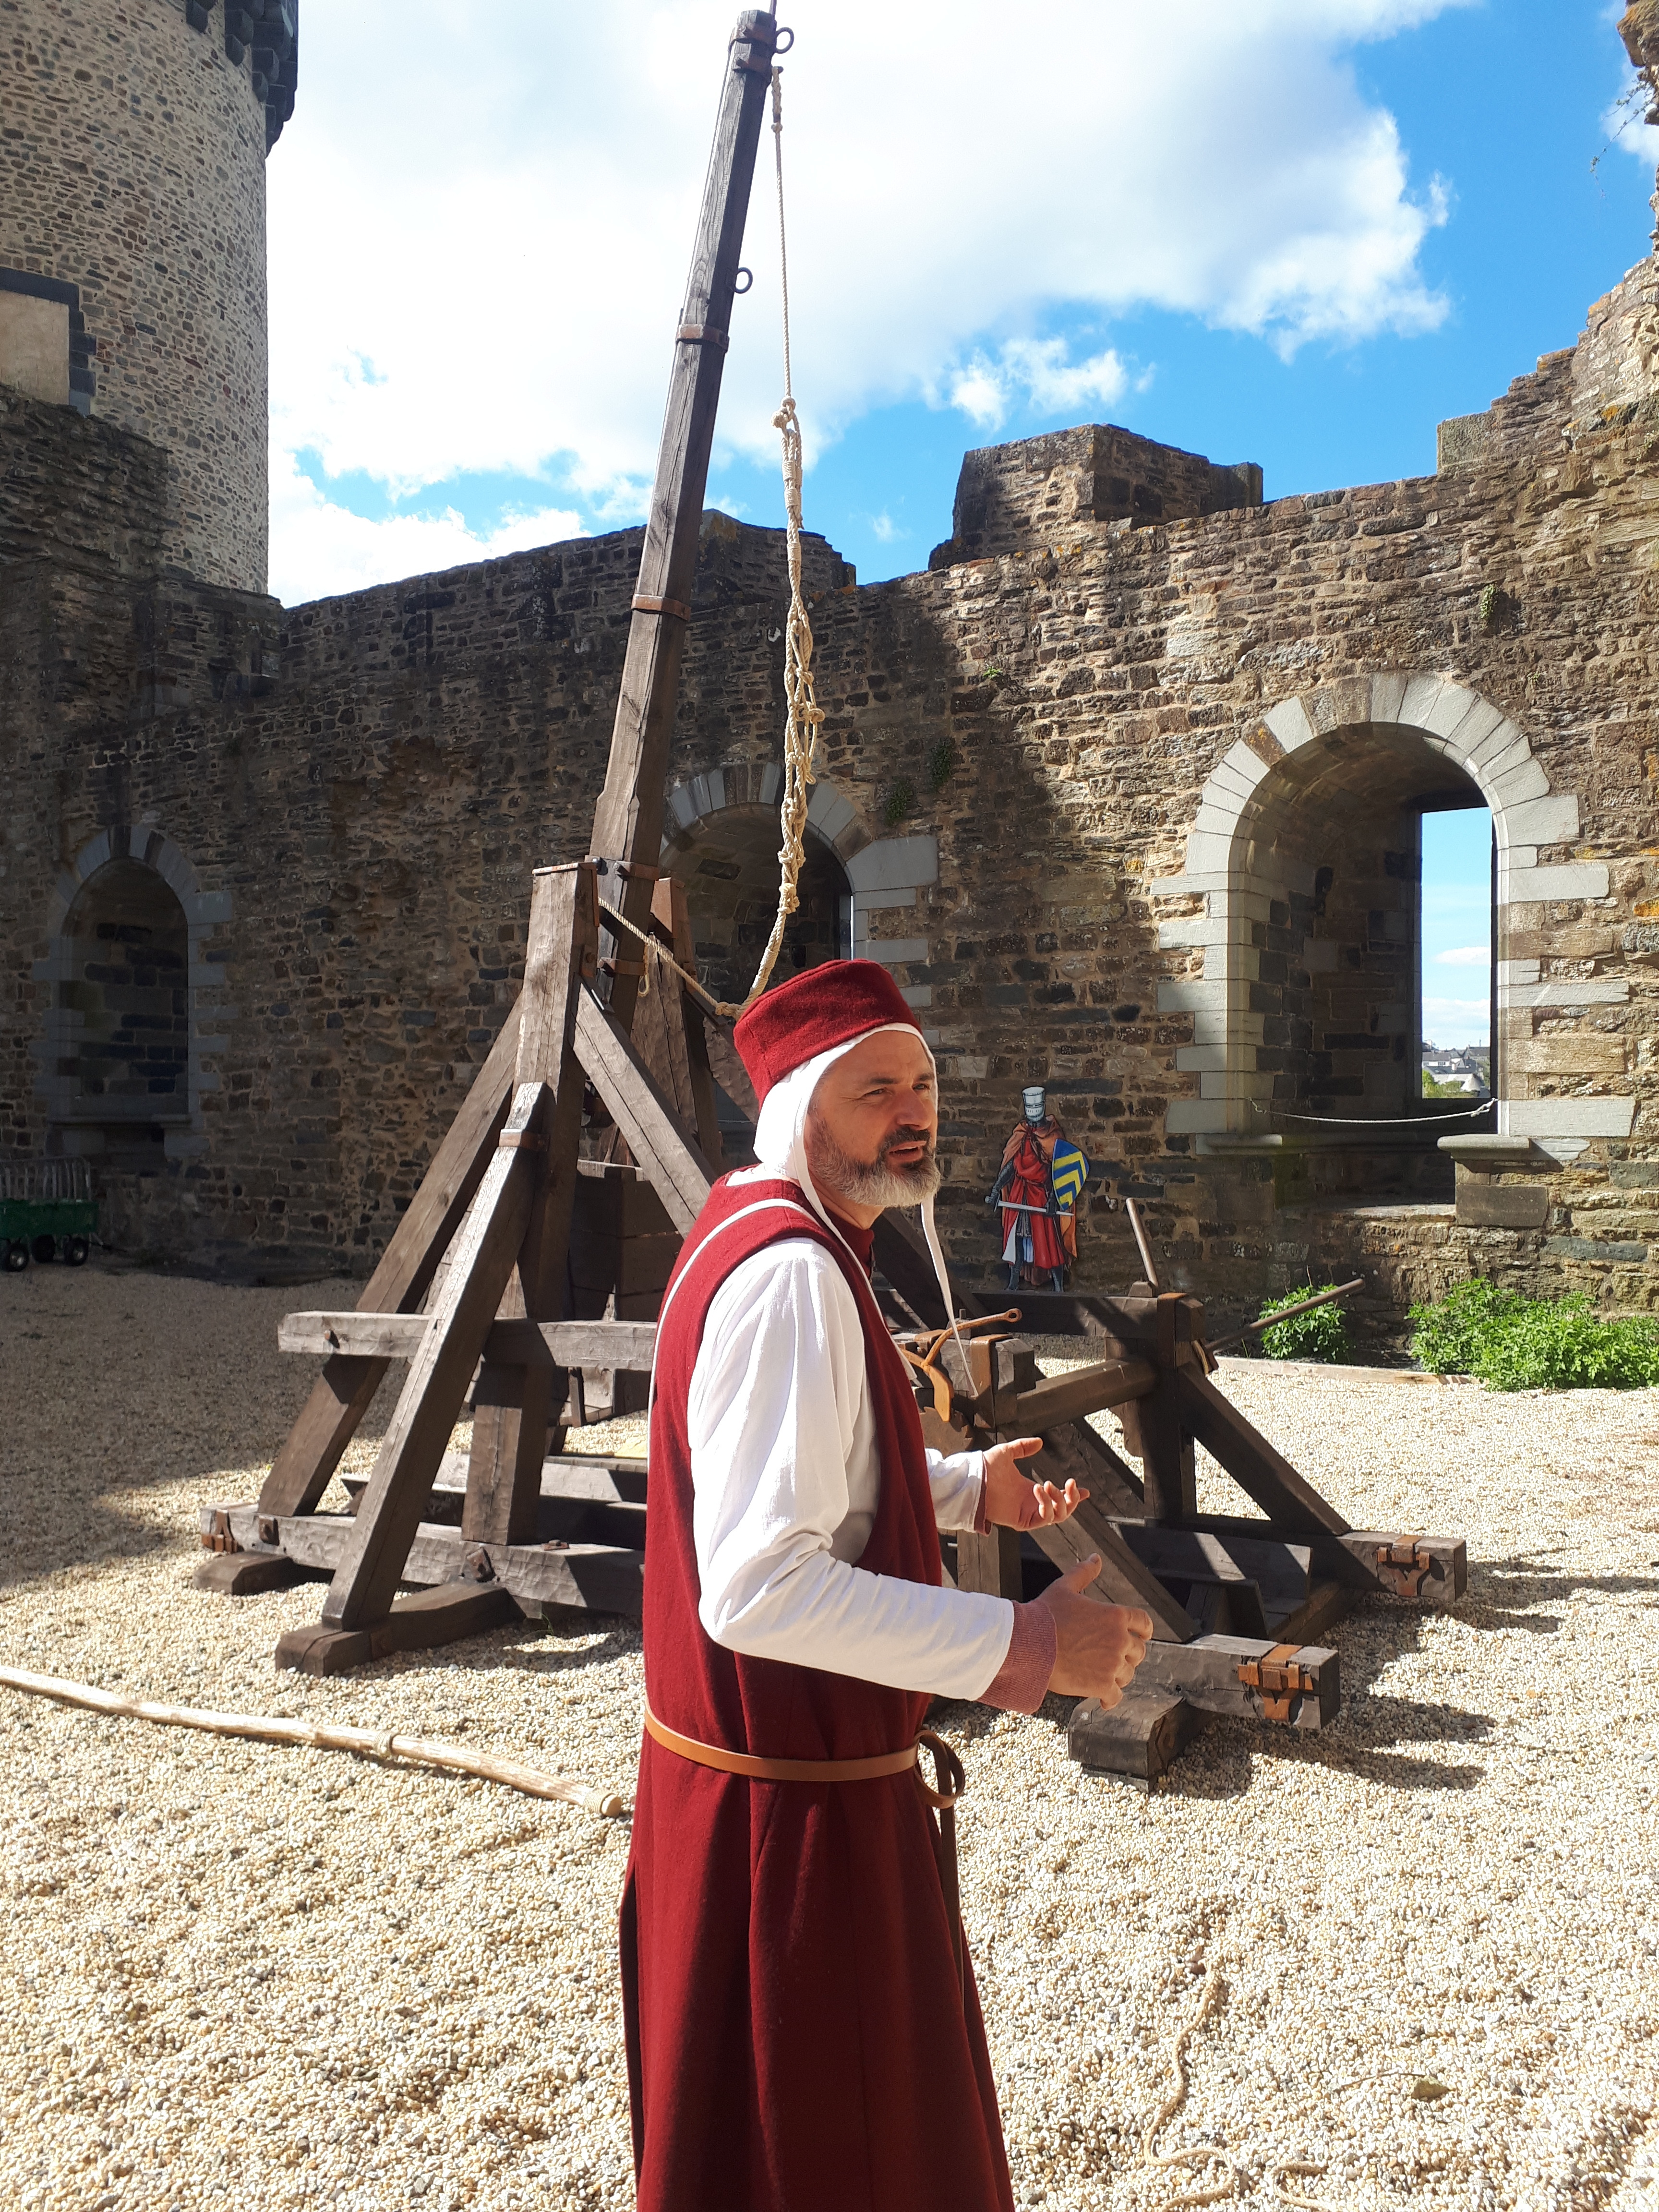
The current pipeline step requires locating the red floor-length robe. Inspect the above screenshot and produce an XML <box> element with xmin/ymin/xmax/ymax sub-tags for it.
<box><xmin>620</xmin><ymin>1174</ymin><xmax>1015</xmax><ymax>2212</ymax></box>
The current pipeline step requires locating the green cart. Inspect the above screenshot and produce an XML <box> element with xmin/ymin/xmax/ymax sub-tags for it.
<box><xmin>1</xmin><ymin>1161</ymin><xmax>97</xmax><ymax>1271</ymax></box>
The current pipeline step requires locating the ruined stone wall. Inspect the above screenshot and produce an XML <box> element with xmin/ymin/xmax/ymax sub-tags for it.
<box><xmin>7</xmin><ymin>253</ymin><xmax>1659</xmax><ymax>1336</ymax></box>
<box><xmin>0</xmin><ymin>0</ymin><xmax>287</xmax><ymax>590</ymax></box>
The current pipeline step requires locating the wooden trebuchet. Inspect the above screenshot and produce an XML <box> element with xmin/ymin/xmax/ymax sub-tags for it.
<box><xmin>194</xmin><ymin>7</ymin><xmax>1468</xmax><ymax>1796</ymax></box>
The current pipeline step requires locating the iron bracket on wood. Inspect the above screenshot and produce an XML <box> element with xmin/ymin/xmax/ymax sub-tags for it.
<box><xmin>1236</xmin><ymin>1641</ymin><xmax>1316</xmax><ymax>1723</ymax></box>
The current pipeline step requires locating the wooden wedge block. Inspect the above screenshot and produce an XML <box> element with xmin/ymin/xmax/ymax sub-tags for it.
<box><xmin>1069</xmin><ymin>1686</ymin><xmax>1205</xmax><ymax>1788</ymax></box>
<box><xmin>275</xmin><ymin>1585</ymin><xmax>519</xmax><ymax>1675</ymax></box>
<box><xmin>193</xmin><ymin>1552</ymin><xmax>316</xmax><ymax>1597</ymax></box>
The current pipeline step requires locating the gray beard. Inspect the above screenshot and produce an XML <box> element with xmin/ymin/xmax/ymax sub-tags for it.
<box><xmin>805</xmin><ymin>1121</ymin><xmax>942</xmax><ymax>1211</ymax></box>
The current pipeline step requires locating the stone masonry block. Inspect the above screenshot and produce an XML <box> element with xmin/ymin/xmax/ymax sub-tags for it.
<box><xmin>1502</xmin><ymin>862</ymin><xmax>1610</xmax><ymax>903</ymax></box>
<box><xmin>1500</xmin><ymin>792</ymin><xmax>1579</xmax><ymax>846</ymax></box>
<box><xmin>1507</xmin><ymin>1098</ymin><xmax>1637</xmax><ymax>1138</ymax></box>
<box><xmin>846</xmin><ymin>835</ymin><xmax>938</xmax><ymax>894</ymax></box>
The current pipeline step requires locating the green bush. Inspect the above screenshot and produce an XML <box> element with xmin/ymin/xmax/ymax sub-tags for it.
<box><xmin>1256</xmin><ymin>1286</ymin><xmax>1351</xmax><ymax>1363</ymax></box>
<box><xmin>1407</xmin><ymin>1276</ymin><xmax>1525</xmax><ymax>1375</ymax></box>
<box><xmin>1408</xmin><ymin>1277</ymin><xmax>1659</xmax><ymax>1391</ymax></box>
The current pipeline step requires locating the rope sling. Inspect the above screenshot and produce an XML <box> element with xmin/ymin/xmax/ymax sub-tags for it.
<box><xmin>604</xmin><ymin>60</ymin><xmax>824</xmax><ymax>1026</ymax></box>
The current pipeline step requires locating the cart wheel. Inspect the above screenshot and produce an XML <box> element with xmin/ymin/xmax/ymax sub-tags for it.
<box><xmin>31</xmin><ymin>1234</ymin><xmax>57</xmax><ymax>1265</ymax></box>
<box><xmin>2</xmin><ymin>1241</ymin><xmax>27</xmax><ymax>1272</ymax></box>
<box><xmin>64</xmin><ymin>1236</ymin><xmax>89</xmax><ymax>1266</ymax></box>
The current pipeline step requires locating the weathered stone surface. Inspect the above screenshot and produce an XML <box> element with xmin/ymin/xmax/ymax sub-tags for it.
<box><xmin>0</xmin><ymin>0</ymin><xmax>282</xmax><ymax>588</ymax></box>
<box><xmin>7</xmin><ymin>63</ymin><xmax>1659</xmax><ymax>1339</ymax></box>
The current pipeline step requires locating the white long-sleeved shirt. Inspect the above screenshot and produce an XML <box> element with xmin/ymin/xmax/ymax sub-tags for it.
<box><xmin>687</xmin><ymin>1237</ymin><xmax>1017</xmax><ymax>1701</ymax></box>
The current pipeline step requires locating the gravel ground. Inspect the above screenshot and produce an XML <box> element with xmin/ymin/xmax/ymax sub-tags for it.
<box><xmin>2</xmin><ymin>1260</ymin><xmax>1658</xmax><ymax>2212</ymax></box>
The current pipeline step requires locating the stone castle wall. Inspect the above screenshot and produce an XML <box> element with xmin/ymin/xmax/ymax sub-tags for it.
<box><xmin>0</xmin><ymin>0</ymin><xmax>289</xmax><ymax>591</ymax></box>
<box><xmin>6</xmin><ymin>245</ymin><xmax>1659</xmax><ymax>1338</ymax></box>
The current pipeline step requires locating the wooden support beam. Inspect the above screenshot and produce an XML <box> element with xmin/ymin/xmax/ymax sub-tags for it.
<box><xmin>1175</xmin><ymin>1369</ymin><xmax>1374</xmax><ymax>1584</ymax></box>
<box><xmin>232</xmin><ymin>1506</ymin><xmax>646</xmax><ymax>1622</ymax></box>
<box><xmin>1024</xmin><ymin>1497</ymin><xmax>1197</xmax><ymax>1644</ymax></box>
<box><xmin>279</xmin><ymin>1313</ymin><xmax>660</xmax><ymax>1372</ymax></box>
<box><xmin>653</xmin><ymin>876</ymin><xmax>725</xmax><ymax>1164</ymax></box>
<box><xmin>310</xmin><ymin>1083</ymin><xmax>549</xmax><ymax>1635</ymax></box>
<box><xmin>589</xmin><ymin>10</ymin><xmax>782</xmax><ymax>1033</ymax></box>
<box><xmin>1010</xmin><ymin>1358</ymin><xmax>1157</xmax><ymax>1432</ymax></box>
<box><xmin>1029</xmin><ymin>1417</ymin><xmax>1144</xmax><ymax>1520</ymax></box>
<box><xmin>1128</xmin><ymin>1634</ymin><xmax>1339</xmax><ymax>1728</ymax></box>
<box><xmin>255</xmin><ymin>1002</ymin><xmax>522</xmax><ymax>1517</ymax></box>
<box><xmin>575</xmin><ymin>985</ymin><xmax>717</xmax><ymax>1231</ymax></box>
<box><xmin>465</xmin><ymin>866</ymin><xmax>598</xmax><ymax>1551</ymax></box>
<box><xmin>1340</xmin><ymin>1530</ymin><xmax>1467</xmax><ymax>1603</ymax></box>
<box><xmin>955</xmin><ymin>1527</ymin><xmax>1022</xmax><ymax>1601</ymax></box>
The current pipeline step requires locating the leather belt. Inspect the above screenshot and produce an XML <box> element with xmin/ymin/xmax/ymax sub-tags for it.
<box><xmin>642</xmin><ymin>1703</ymin><xmax>968</xmax><ymax>2000</ymax></box>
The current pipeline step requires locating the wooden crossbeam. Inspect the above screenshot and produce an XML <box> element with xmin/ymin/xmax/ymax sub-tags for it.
<box><xmin>277</xmin><ymin>1313</ymin><xmax>658</xmax><ymax>1371</ymax></box>
<box><xmin>576</xmin><ymin>985</ymin><xmax>718</xmax><ymax>1230</ymax></box>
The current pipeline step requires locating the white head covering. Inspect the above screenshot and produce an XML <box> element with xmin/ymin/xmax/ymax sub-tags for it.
<box><xmin>746</xmin><ymin>1021</ymin><xmax>963</xmax><ymax>1351</ymax></box>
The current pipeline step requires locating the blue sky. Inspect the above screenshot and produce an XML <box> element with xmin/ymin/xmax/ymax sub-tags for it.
<box><xmin>264</xmin><ymin>2</ymin><xmax>1656</xmax><ymax>1051</ymax></box>
<box><xmin>267</xmin><ymin>1</ymin><xmax>1658</xmax><ymax>594</ymax></box>
<box><xmin>1422</xmin><ymin>808</ymin><xmax>1494</xmax><ymax>1048</ymax></box>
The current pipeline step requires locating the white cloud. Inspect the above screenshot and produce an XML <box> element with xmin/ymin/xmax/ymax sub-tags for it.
<box><xmin>267</xmin><ymin>451</ymin><xmax>584</xmax><ymax>607</ymax></box>
<box><xmin>869</xmin><ymin>511</ymin><xmax>903</xmax><ymax>544</ymax></box>
<box><xmin>1422</xmin><ymin>995</ymin><xmax>1490</xmax><ymax>1044</ymax></box>
<box><xmin>941</xmin><ymin>340</ymin><xmax>1129</xmax><ymax>434</ymax></box>
<box><xmin>1602</xmin><ymin>65</ymin><xmax>1659</xmax><ymax>171</ymax></box>
<box><xmin>267</xmin><ymin>0</ymin><xmax>1467</xmax><ymax>598</ymax></box>
<box><xmin>1433</xmin><ymin>944</ymin><xmax>1492</xmax><ymax>966</ymax></box>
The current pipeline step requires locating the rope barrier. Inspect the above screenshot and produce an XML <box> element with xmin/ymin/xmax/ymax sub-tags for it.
<box><xmin>1248</xmin><ymin>1098</ymin><xmax>1494</xmax><ymax>1130</ymax></box>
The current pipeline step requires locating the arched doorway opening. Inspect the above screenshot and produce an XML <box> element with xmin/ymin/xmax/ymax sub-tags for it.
<box><xmin>54</xmin><ymin>858</ymin><xmax>191</xmax><ymax>1170</ymax></box>
<box><xmin>1202</xmin><ymin>722</ymin><xmax>1497</xmax><ymax>1201</ymax></box>
<box><xmin>662</xmin><ymin>805</ymin><xmax>853</xmax><ymax>1008</ymax></box>
<box><xmin>661</xmin><ymin>805</ymin><xmax>853</xmax><ymax>1157</ymax></box>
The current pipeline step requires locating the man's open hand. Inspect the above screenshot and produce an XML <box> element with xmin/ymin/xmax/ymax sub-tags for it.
<box><xmin>1034</xmin><ymin>1556</ymin><xmax>1152</xmax><ymax>1704</ymax></box>
<box><xmin>983</xmin><ymin>1435</ymin><xmax>1088</xmax><ymax>1530</ymax></box>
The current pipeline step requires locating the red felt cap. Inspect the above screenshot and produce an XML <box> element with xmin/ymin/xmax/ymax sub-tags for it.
<box><xmin>733</xmin><ymin>959</ymin><xmax>922</xmax><ymax>1107</ymax></box>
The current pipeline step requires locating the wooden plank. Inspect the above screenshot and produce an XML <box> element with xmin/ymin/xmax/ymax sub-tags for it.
<box><xmin>315</xmin><ymin>1083</ymin><xmax>548</xmax><ymax>1631</ymax></box>
<box><xmin>703</xmin><ymin>1020</ymin><xmax>759</xmax><ymax>1120</ymax></box>
<box><xmin>465</xmin><ymin>866</ymin><xmax>598</xmax><ymax>1550</ymax></box>
<box><xmin>1175</xmin><ymin>1367</ymin><xmax>1370</xmax><ymax>1574</ymax></box>
<box><xmin>575</xmin><ymin>984</ymin><xmax>717</xmax><ymax>1231</ymax></box>
<box><xmin>1068</xmin><ymin>1687</ymin><xmax>1205</xmax><ymax>1787</ymax></box>
<box><xmin>1133</xmin><ymin>1296</ymin><xmax>1198</xmax><ymax>1522</ymax></box>
<box><xmin>280</xmin><ymin>1312</ymin><xmax>429</xmax><ymax>1358</ymax></box>
<box><xmin>1011</xmin><ymin>1358</ymin><xmax>1157</xmax><ymax>1432</ymax></box>
<box><xmin>270</xmin><ymin>1511</ymin><xmax>645</xmax><ymax>1621</ymax></box>
<box><xmin>589</xmin><ymin>11</ymin><xmax>781</xmax><ymax>1030</ymax></box>
<box><xmin>192</xmin><ymin>1552</ymin><xmax>318</xmax><ymax>1596</ymax></box>
<box><xmin>280</xmin><ymin>1314</ymin><xmax>659</xmax><ymax>1372</ymax></box>
<box><xmin>255</xmin><ymin>1000</ymin><xmax>522</xmax><ymax>1518</ymax></box>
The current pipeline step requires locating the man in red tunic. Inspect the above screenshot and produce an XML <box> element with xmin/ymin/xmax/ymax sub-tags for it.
<box><xmin>621</xmin><ymin>961</ymin><xmax>1151</xmax><ymax>2211</ymax></box>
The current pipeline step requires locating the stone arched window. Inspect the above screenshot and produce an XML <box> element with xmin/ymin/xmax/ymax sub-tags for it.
<box><xmin>37</xmin><ymin>826</ymin><xmax>229</xmax><ymax>1171</ymax></box>
<box><xmin>1152</xmin><ymin>673</ymin><xmax>1628</xmax><ymax>1185</ymax></box>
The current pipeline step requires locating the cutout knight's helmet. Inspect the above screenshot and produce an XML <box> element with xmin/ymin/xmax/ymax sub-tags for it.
<box><xmin>1022</xmin><ymin>1084</ymin><xmax>1046</xmax><ymax>1123</ymax></box>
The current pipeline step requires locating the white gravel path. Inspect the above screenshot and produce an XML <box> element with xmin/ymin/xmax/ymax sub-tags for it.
<box><xmin>2</xmin><ymin>1261</ymin><xmax>1657</xmax><ymax>2212</ymax></box>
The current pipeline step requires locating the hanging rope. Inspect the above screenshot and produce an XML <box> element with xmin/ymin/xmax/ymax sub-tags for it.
<box><xmin>739</xmin><ymin>61</ymin><xmax>825</xmax><ymax>1009</ymax></box>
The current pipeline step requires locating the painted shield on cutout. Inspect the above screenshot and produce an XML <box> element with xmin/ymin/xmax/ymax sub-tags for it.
<box><xmin>1050</xmin><ymin>1142</ymin><xmax>1088</xmax><ymax>1213</ymax></box>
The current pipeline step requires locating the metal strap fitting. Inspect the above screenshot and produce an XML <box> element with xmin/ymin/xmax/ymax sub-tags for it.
<box><xmin>1237</xmin><ymin>1642</ymin><xmax>1313</xmax><ymax>1722</ymax></box>
<box><xmin>677</xmin><ymin>323</ymin><xmax>730</xmax><ymax>350</ymax></box>
<box><xmin>1375</xmin><ymin>1539</ymin><xmax>1432</xmax><ymax>1598</ymax></box>
<box><xmin>631</xmin><ymin>594</ymin><xmax>692</xmax><ymax>622</ymax></box>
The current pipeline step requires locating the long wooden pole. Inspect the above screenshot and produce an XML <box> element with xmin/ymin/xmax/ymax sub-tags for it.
<box><xmin>589</xmin><ymin>8</ymin><xmax>782</xmax><ymax>1032</ymax></box>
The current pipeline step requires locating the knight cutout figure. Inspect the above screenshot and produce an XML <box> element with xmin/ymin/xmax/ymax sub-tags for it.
<box><xmin>987</xmin><ymin>1086</ymin><xmax>1089</xmax><ymax>1291</ymax></box>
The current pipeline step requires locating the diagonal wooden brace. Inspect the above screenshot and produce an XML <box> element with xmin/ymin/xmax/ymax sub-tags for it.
<box><xmin>313</xmin><ymin>1081</ymin><xmax>550</xmax><ymax>1633</ymax></box>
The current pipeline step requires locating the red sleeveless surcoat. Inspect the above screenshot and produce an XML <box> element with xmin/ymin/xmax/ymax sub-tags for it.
<box><xmin>619</xmin><ymin>1174</ymin><xmax>1014</xmax><ymax>2212</ymax></box>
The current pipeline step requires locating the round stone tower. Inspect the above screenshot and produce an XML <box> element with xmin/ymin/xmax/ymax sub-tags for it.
<box><xmin>0</xmin><ymin>0</ymin><xmax>298</xmax><ymax>592</ymax></box>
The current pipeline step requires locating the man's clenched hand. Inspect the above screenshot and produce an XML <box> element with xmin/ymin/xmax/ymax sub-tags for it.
<box><xmin>982</xmin><ymin>1435</ymin><xmax>1088</xmax><ymax>1531</ymax></box>
<box><xmin>1034</xmin><ymin>1557</ymin><xmax>1152</xmax><ymax>1704</ymax></box>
